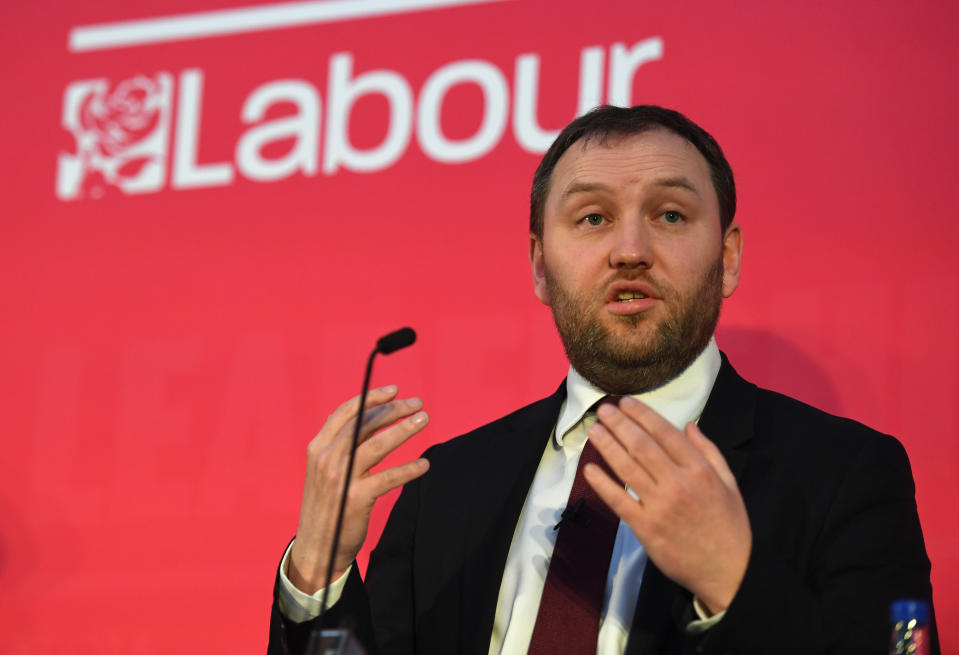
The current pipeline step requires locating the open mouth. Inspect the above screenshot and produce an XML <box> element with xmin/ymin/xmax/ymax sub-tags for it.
<box><xmin>615</xmin><ymin>291</ymin><xmax>648</xmax><ymax>302</ymax></box>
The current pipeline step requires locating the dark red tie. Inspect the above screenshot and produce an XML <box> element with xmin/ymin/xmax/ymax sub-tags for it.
<box><xmin>527</xmin><ymin>411</ymin><xmax>621</xmax><ymax>655</ymax></box>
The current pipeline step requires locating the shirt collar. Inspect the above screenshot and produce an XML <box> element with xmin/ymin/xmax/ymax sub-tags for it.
<box><xmin>555</xmin><ymin>337</ymin><xmax>722</xmax><ymax>447</ymax></box>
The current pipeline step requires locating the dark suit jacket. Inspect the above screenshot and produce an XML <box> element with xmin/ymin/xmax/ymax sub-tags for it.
<box><xmin>269</xmin><ymin>356</ymin><xmax>937</xmax><ymax>654</ymax></box>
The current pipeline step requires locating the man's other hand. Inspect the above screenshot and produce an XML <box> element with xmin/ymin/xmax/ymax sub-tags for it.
<box><xmin>584</xmin><ymin>395</ymin><xmax>751</xmax><ymax>615</ymax></box>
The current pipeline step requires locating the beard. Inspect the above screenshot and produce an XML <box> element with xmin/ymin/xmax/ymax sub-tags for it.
<box><xmin>545</xmin><ymin>259</ymin><xmax>724</xmax><ymax>395</ymax></box>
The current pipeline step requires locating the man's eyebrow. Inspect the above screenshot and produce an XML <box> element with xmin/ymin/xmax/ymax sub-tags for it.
<box><xmin>652</xmin><ymin>176</ymin><xmax>700</xmax><ymax>195</ymax></box>
<box><xmin>561</xmin><ymin>182</ymin><xmax>615</xmax><ymax>199</ymax></box>
<box><xmin>562</xmin><ymin>177</ymin><xmax>701</xmax><ymax>201</ymax></box>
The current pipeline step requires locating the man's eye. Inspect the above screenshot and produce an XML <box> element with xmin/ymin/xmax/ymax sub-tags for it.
<box><xmin>662</xmin><ymin>210</ymin><xmax>683</xmax><ymax>224</ymax></box>
<box><xmin>583</xmin><ymin>213</ymin><xmax>605</xmax><ymax>226</ymax></box>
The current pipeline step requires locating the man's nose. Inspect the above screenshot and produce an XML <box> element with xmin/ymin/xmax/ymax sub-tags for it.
<box><xmin>609</xmin><ymin>219</ymin><xmax>653</xmax><ymax>268</ymax></box>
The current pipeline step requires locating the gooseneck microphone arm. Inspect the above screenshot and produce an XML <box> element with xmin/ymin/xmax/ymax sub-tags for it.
<box><xmin>317</xmin><ymin>327</ymin><xmax>417</xmax><ymax>629</ymax></box>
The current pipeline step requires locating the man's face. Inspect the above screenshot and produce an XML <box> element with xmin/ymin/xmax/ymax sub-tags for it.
<box><xmin>530</xmin><ymin>128</ymin><xmax>743</xmax><ymax>394</ymax></box>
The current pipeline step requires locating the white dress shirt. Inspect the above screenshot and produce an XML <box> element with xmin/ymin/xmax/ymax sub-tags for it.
<box><xmin>279</xmin><ymin>338</ymin><xmax>724</xmax><ymax>653</ymax></box>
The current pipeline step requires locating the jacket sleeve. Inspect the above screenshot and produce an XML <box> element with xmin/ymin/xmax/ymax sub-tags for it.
<box><xmin>267</xmin><ymin>559</ymin><xmax>377</xmax><ymax>655</ymax></box>
<box><xmin>267</xmin><ymin>463</ymin><xmax>424</xmax><ymax>655</ymax></box>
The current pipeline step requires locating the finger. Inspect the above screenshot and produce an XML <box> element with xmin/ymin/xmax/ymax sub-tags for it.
<box><xmin>617</xmin><ymin>395</ymin><xmax>704</xmax><ymax>467</ymax></box>
<box><xmin>587</xmin><ymin>420</ymin><xmax>657</xmax><ymax>494</ymax></box>
<box><xmin>317</xmin><ymin>399</ymin><xmax>415</xmax><ymax>471</ymax></box>
<box><xmin>323</xmin><ymin>385</ymin><xmax>400</xmax><ymax>441</ymax></box>
<box><xmin>685</xmin><ymin>422</ymin><xmax>738</xmax><ymax>490</ymax></box>
<box><xmin>355</xmin><ymin>410</ymin><xmax>430</xmax><ymax>472</ymax></box>
<box><xmin>595</xmin><ymin>402</ymin><xmax>674</xmax><ymax>480</ymax></box>
<box><xmin>355</xmin><ymin>457</ymin><xmax>430</xmax><ymax>500</ymax></box>
<box><xmin>583</xmin><ymin>461</ymin><xmax>645</xmax><ymax>526</ymax></box>
<box><xmin>348</xmin><ymin>396</ymin><xmax>424</xmax><ymax>447</ymax></box>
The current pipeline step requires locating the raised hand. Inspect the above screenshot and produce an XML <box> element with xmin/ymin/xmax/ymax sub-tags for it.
<box><xmin>288</xmin><ymin>385</ymin><xmax>430</xmax><ymax>595</ymax></box>
<box><xmin>584</xmin><ymin>395</ymin><xmax>751</xmax><ymax>614</ymax></box>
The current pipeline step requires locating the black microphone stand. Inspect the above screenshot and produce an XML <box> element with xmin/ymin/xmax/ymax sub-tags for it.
<box><xmin>307</xmin><ymin>328</ymin><xmax>416</xmax><ymax>655</ymax></box>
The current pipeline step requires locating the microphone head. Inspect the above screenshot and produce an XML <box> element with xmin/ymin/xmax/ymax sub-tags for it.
<box><xmin>376</xmin><ymin>327</ymin><xmax>417</xmax><ymax>354</ymax></box>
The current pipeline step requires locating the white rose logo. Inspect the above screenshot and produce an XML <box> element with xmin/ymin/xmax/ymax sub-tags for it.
<box><xmin>57</xmin><ymin>73</ymin><xmax>173</xmax><ymax>200</ymax></box>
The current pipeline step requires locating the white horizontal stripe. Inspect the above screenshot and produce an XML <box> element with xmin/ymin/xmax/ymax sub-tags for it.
<box><xmin>69</xmin><ymin>0</ymin><xmax>510</xmax><ymax>52</ymax></box>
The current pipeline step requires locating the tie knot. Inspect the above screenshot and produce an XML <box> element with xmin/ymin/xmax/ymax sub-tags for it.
<box><xmin>583</xmin><ymin>396</ymin><xmax>622</xmax><ymax>427</ymax></box>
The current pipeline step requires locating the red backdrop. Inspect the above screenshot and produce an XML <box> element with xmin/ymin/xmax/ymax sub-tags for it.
<box><xmin>1</xmin><ymin>1</ymin><xmax>957</xmax><ymax>652</ymax></box>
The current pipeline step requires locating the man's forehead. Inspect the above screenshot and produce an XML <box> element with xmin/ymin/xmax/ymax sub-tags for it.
<box><xmin>550</xmin><ymin>128</ymin><xmax>712</xmax><ymax>196</ymax></box>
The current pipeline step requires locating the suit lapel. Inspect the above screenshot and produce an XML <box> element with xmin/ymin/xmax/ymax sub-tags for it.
<box><xmin>625</xmin><ymin>354</ymin><xmax>756</xmax><ymax>655</ymax></box>
<box><xmin>697</xmin><ymin>353</ymin><xmax>756</xmax><ymax>481</ymax></box>
<box><xmin>458</xmin><ymin>383</ymin><xmax>567</xmax><ymax>654</ymax></box>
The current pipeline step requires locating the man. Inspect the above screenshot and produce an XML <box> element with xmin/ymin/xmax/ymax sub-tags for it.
<box><xmin>268</xmin><ymin>106</ymin><xmax>937</xmax><ymax>654</ymax></box>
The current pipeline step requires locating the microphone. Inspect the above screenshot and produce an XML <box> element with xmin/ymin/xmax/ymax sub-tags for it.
<box><xmin>376</xmin><ymin>327</ymin><xmax>416</xmax><ymax>354</ymax></box>
<box><xmin>317</xmin><ymin>327</ymin><xmax>418</xmax><ymax>642</ymax></box>
<box><xmin>554</xmin><ymin>497</ymin><xmax>588</xmax><ymax>530</ymax></box>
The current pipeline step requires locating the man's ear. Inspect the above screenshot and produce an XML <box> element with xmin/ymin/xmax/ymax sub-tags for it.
<box><xmin>530</xmin><ymin>233</ymin><xmax>551</xmax><ymax>306</ymax></box>
<box><xmin>721</xmin><ymin>221</ymin><xmax>743</xmax><ymax>298</ymax></box>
